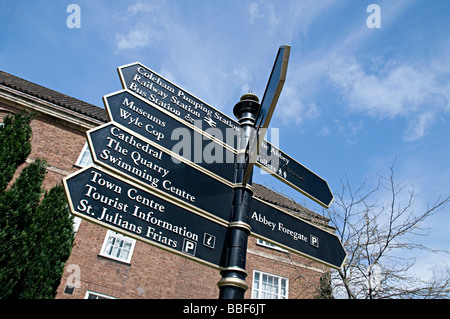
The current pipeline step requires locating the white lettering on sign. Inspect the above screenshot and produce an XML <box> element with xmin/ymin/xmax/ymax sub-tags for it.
<box><xmin>121</xmin><ymin>98</ymin><xmax>167</xmax><ymax>128</ymax></box>
<box><xmin>278</xmin><ymin>223</ymin><xmax>308</xmax><ymax>242</ymax></box>
<box><xmin>182</xmin><ymin>238</ymin><xmax>197</xmax><ymax>256</ymax></box>
<box><xmin>96</xmin><ymin>126</ymin><xmax>171</xmax><ymax>188</ymax></box>
<box><xmin>162</xmin><ymin>180</ymin><xmax>196</xmax><ymax>203</ymax></box>
<box><xmin>76</xmin><ymin>169</ymin><xmax>202</xmax><ymax>250</ymax></box>
<box><xmin>97</xmin><ymin>207</ymin><xmax>143</xmax><ymax>234</ymax></box>
<box><xmin>251</xmin><ymin>212</ymin><xmax>276</xmax><ymax>231</ymax></box>
<box><xmin>136</xmin><ymin>67</ymin><xmax>175</xmax><ymax>94</ymax></box>
<box><xmin>310</xmin><ymin>235</ymin><xmax>319</xmax><ymax>248</ymax></box>
<box><xmin>127</xmin><ymin>188</ymin><xmax>165</xmax><ymax>213</ymax></box>
<box><xmin>125</xmin><ymin>65</ymin><xmax>241</xmax><ymax>132</ymax></box>
<box><xmin>118</xmin><ymin>108</ymin><xmax>165</xmax><ymax>141</ymax></box>
<box><xmin>251</xmin><ymin>211</ymin><xmax>308</xmax><ymax>242</ymax></box>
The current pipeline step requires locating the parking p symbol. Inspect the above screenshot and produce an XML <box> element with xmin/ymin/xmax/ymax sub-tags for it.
<box><xmin>310</xmin><ymin>235</ymin><xmax>319</xmax><ymax>248</ymax></box>
<box><xmin>182</xmin><ymin>239</ymin><xmax>197</xmax><ymax>256</ymax></box>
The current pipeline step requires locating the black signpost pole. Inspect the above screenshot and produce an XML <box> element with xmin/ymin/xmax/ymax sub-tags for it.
<box><xmin>218</xmin><ymin>93</ymin><xmax>260</xmax><ymax>299</ymax></box>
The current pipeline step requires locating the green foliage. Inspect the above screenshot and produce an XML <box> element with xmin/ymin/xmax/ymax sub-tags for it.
<box><xmin>16</xmin><ymin>185</ymin><xmax>74</xmax><ymax>299</ymax></box>
<box><xmin>0</xmin><ymin>158</ymin><xmax>47</xmax><ymax>298</ymax></box>
<box><xmin>0</xmin><ymin>111</ymin><xmax>75</xmax><ymax>299</ymax></box>
<box><xmin>0</xmin><ymin>111</ymin><xmax>34</xmax><ymax>191</ymax></box>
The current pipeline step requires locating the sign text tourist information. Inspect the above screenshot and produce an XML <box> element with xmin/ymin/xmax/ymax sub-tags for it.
<box><xmin>86</xmin><ymin>122</ymin><xmax>234</xmax><ymax>223</ymax></box>
<box><xmin>64</xmin><ymin>166</ymin><xmax>228</xmax><ymax>269</ymax></box>
<box><xmin>249</xmin><ymin>198</ymin><xmax>346</xmax><ymax>269</ymax></box>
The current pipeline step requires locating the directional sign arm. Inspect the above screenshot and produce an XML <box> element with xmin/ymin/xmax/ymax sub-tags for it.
<box><xmin>255</xmin><ymin>140</ymin><xmax>334</xmax><ymax>208</ymax></box>
<box><xmin>243</xmin><ymin>45</ymin><xmax>290</xmax><ymax>185</ymax></box>
<box><xmin>64</xmin><ymin>165</ymin><xmax>229</xmax><ymax>269</ymax></box>
<box><xmin>249</xmin><ymin>197</ymin><xmax>347</xmax><ymax>269</ymax></box>
<box><xmin>256</xmin><ymin>45</ymin><xmax>291</xmax><ymax>132</ymax></box>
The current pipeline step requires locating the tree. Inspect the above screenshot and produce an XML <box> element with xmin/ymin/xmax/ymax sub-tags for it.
<box><xmin>325</xmin><ymin>162</ymin><xmax>450</xmax><ymax>299</ymax></box>
<box><xmin>0</xmin><ymin>111</ymin><xmax>75</xmax><ymax>298</ymax></box>
<box><xmin>16</xmin><ymin>185</ymin><xmax>74</xmax><ymax>298</ymax></box>
<box><xmin>0</xmin><ymin>111</ymin><xmax>34</xmax><ymax>191</ymax></box>
<box><xmin>0</xmin><ymin>158</ymin><xmax>47</xmax><ymax>298</ymax></box>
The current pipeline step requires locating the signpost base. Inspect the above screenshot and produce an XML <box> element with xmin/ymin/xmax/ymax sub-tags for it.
<box><xmin>218</xmin><ymin>93</ymin><xmax>260</xmax><ymax>299</ymax></box>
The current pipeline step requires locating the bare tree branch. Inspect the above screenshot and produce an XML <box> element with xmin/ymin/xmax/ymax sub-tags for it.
<box><xmin>323</xmin><ymin>161</ymin><xmax>450</xmax><ymax>299</ymax></box>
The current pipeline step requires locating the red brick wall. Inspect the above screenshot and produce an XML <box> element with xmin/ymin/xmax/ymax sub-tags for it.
<box><xmin>56</xmin><ymin>220</ymin><xmax>223</xmax><ymax>299</ymax></box>
<box><xmin>0</xmin><ymin>103</ymin><xmax>87</xmax><ymax>190</ymax></box>
<box><xmin>246</xmin><ymin>238</ymin><xmax>324</xmax><ymax>299</ymax></box>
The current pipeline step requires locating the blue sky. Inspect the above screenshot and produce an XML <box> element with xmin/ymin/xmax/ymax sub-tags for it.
<box><xmin>1</xmin><ymin>1</ymin><xmax>450</xmax><ymax>286</ymax></box>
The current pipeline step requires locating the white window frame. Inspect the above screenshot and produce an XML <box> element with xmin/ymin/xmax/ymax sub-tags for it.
<box><xmin>252</xmin><ymin>270</ymin><xmax>289</xmax><ymax>299</ymax></box>
<box><xmin>99</xmin><ymin>230</ymin><xmax>136</xmax><ymax>264</ymax></box>
<box><xmin>256</xmin><ymin>239</ymin><xmax>288</xmax><ymax>253</ymax></box>
<box><xmin>84</xmin><ymin>291</ymin><xmax>117</xmax><ymax>299</ymax></box>
<box><xmin>74</xmin><ymin>142</ymin><xmax>93</xmax><ymax>167</ymax></box>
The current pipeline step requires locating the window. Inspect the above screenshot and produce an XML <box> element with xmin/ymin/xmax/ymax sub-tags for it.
<box><xmin>99</xmin><ymin>230</ymin><xmax>136</xmax><ymax>264</ymax></box>
<box><xmin>75</xmin><ymin>142</ymin><xmax>93</xmax><ymax>167</ymax></box>
<box><xmin>84</xmin><ymin>291</ymin><xmax>116</xmax><ymax>299</ymax></box>
<box><xmin>252</xmin><ymin>270</ymin><xmax>288</xmax><ymax>299</ymax></box>
<box><xmin>256</xmin><ymin>239</ymin><xmax>288</xmax><ymax>252</ymax></box>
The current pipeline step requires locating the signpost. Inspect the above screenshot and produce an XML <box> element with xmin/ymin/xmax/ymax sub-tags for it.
<box><xmin>64</xmin><ymin>166</ymin><xmax>228</xmax><ymax>269</ymax></box>
<box><xmin>63</xmin><ymin>44</ymin><xmax>346</xmax><ymax>300</ymax></box>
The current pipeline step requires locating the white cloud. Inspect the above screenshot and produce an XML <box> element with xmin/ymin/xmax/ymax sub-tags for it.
<box><xmin>114</xmin><ymin>2</ymin><xmax>163</xmax><ymax>52</ymax></box>
<box><xmin>248</xmin><ymin>1</ymin><xmax>280</xmax><ymax>33</ymax></box>
<box><xmin>248</xmin><ymin>2</ymin><xmax>263</xmax><ymax>22</ymax></box>
<box><xmin>335</xmin><ymin>119</ymin><xmax>364</xmax><ymax>144</ymax></box>
<box><xmin>274</xmin><ymin>47</ymin><xmax>449</xmax><ymax>142</ymax></box>
<box><xmin>116</xmin><ymin>29</ymin><xmax>150</xmax><ymax>51</ymax></box>
<box><xmin>404</xmin><ymin>111</ymin><xmax>435</xmax><ymax>141</ymax></box>
<box><xmin>127</xmin><ymin>2</ymin><xmax>158</xmax><ymax>14</ymax></box>
<box><xmin>277</xmin><ymin>84</ymin><xmax>321</xmax><ymax>125</ymax></box>
<box><xmin>327</xmin><ymin>55</ymin><xmax>450</xmax><ymax>141</ymax></box>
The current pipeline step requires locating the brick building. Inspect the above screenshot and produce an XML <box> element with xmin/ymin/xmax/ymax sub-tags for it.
<box><xmin>0</xmin><ymin>70</ymin><xmax>333</xmax><ymax>299</ymax></box>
